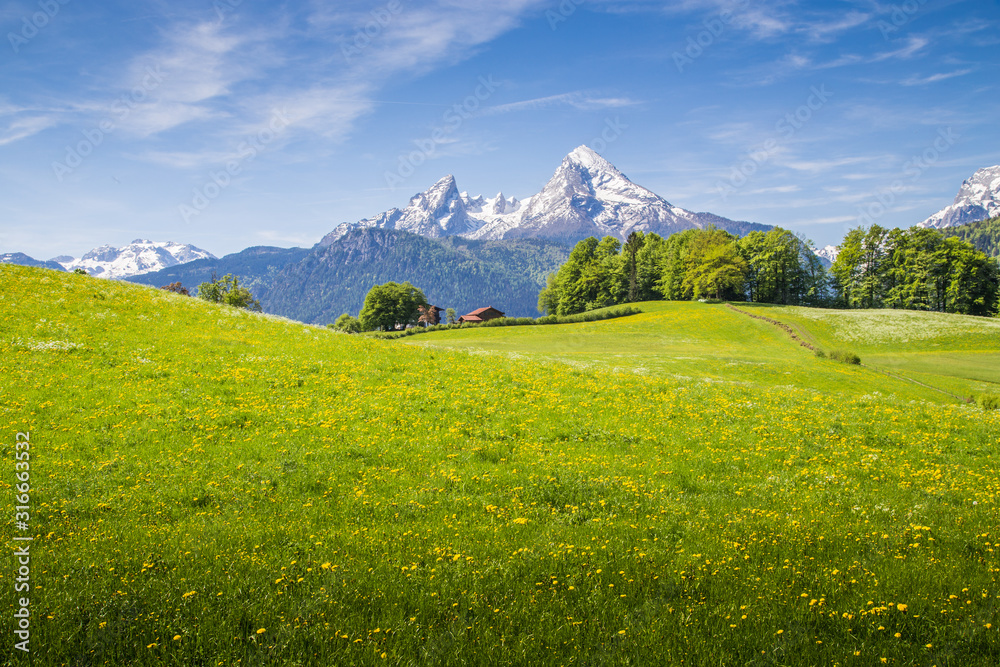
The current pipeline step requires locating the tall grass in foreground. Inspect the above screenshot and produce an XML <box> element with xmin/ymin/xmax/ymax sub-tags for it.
<box><xmin>0</xmin><ymin>265</ymin><xmax>997</xmax><ymax>666</ymax></box>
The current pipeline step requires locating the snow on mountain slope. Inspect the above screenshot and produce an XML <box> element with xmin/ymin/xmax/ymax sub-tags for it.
<box><xmin>321</xmin><ymin>146</ymin><xmax>767</xmax><ymax>247</ymax></box>
<box><xmin>476</xmin><ymin>146</ymin><xmax>743</xmax><ymax>242</ymax></box>
<box><xmin>919</xmin><ymin>165</ymin><xmax>1000</xmax><ymax>229</ymax></box>
<box><xmin>60</xmin><ymin>240</ymin><xmax>217</xmax><ymax>279</ymax></box>
<box><xmin>813</xmin><ymin>244</ymin><xmax>839</xmax><ymax>266</ymax></box>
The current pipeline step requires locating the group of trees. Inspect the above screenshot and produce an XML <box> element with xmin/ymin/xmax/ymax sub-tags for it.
<box><xmin>537</xmin><ymin>228</ymin><xmax>827</xmax><ymax>316</ymax></box>
<box><xmin>176</xmin><ymin>273</ymin><xmax>263</xmax><ymax>311</ymax></box>
<box><xmin>831</xmin><ymin>225</ymin><xmax>999</xmax><ymax>316</ymax></box>
<box><xmin>355</xmin><ymin>281</ymin><xmax>428</xmax><ymax>332</ymax></box>
<box><xmin>330</xmin><ymin>282</ymin><xmax>461</xmax><ymax>333</ymax></box>
<box><xmin>538</xmin><ymin>224</ymin><xmax>1000</xmax><ymax>317</ymax></box>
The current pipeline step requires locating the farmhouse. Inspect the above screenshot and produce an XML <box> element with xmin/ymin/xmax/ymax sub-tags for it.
<box><xmin>458</xmin><ymin>306</ymin><xmax>505</xmax><ymax>323</ymax></box>
<box><xmin>419</xmin><ymin>304</ymin><xmax>445</xmax><ymax>326</ymax></box>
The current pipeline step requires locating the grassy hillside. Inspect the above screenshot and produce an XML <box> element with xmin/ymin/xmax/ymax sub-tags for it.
<box><xmin>2</xmin><ymin>264</ymin><xmax>998</xmax><ymax>666</ymax></box>
<box><xmin>766</xmin><ymin>305</ymin><xmax>1000</xmax><ymax>400</ymax></box>
<box><xmin>407</xmin><ymin>301</ymin><xmax>995</xmax><ymax>404</ymax></box>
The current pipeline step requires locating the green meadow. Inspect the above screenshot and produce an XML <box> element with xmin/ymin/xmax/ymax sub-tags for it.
<box><xmin>2</xmin><ymin>264</ymin><xmax>998</xmax><ymax>666</ymax></box>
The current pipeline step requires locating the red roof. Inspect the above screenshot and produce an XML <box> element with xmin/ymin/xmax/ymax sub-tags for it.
<box><xmin>466</xmin><ymin>306</ymin><xmax>504</xmax><ymax>316</ymax></box>
<box><xmin>460</xmin><ymin>315</ymin><xmax>483</xmax><ymax>322</ymax></box>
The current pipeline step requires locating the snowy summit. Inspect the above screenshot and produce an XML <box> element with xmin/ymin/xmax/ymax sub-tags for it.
<box><xmin>59</xmin><ymin>240</ymin><xmax>216</xmax><ymax>279</ymax></box>
<box><xmin>919</xmin><ymin>165</ymin><xmax>1000</xmax><ymax>229</ymax></box>
<box><xmin>321</xmin><ymin>147</ymin><xmax>767</xmax><ymax>246</ymax></box>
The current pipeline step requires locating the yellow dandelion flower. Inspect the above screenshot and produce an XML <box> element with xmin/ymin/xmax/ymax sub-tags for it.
<box><xmin>257</xmin><ymin>628</ymin><xmax>266</xmax><ymax>634</ymax></box>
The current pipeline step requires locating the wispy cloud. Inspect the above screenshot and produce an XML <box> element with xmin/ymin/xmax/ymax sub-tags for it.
<box><xmin>901</xmin><ymin>68</ymin><xmax>973</xmax><ymax>86</ymax></box>
<box><xmin>479</xmin><ymin>92</ymin><xmax>638</xmax><ymax>116</ymax></box>
<box><xmin>810</xmin><ymin>215</ymin><xmax>856</xmax><ymax>224</ymax></box>
<box><xmin>744</xmin><ymin>184</ymin><xmax>801</xmax><ymax>195</ymax></box>
<box><xmin>0</xmin><ymin>114</ymin><xmax>56</xmax><ymax>147</ymax></box>
<box><xmin>801</xmin><ymin>11</ymin><xmax>870</xmax><ymax>42</ymax></box>
<box><xmin>114</xmin><ymin>20</ymin><xmax>286</xmax><ymax>138</ymax></box>
<box><xmin>872</xmin><ymin>35</ymin><xmax>929</xmax><ymax>62</ymax></box>
<box><xmin>778</xmin><ymin>156</ymin><xmax>883</xmax><ymax>173</ymax></box>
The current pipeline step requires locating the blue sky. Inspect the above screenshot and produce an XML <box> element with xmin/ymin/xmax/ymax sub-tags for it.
<box><xmin>2</xmin><ymin>0</ymin><xmax>999</xmax><ymax>260</ymax></box>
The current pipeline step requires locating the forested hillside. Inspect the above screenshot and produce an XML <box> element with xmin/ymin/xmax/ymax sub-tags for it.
<box><xmin>126</xmin><ymin>246</ymin><xmax>311</xmax><ymax>301</ymax></box>
<box><xmin>265</xmin><ymin>228</ymin><xmax>570</xmax><ymax>323</ymax></box>
<box><xmin>941</xmin><ymin>216</ymin><xmax>1000</xmax><ymax>259</ymax></box>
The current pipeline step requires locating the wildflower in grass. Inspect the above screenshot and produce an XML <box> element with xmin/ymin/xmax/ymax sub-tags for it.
<box><xmin>173</xmin><ymin>635</ymin><xmax>181</xmax><ymax>641</ymax></box>
<box><xmin>257</xmin><ymin>628</ymin><xmax>266</xmax><ymax>634</ymax></box>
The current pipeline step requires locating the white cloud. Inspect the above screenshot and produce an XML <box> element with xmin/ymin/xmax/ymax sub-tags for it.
<box><xmin>114</xmin><ymin>22</ymin><xmax>266</xmax><ymax>137</ymax></box>
<box><xmin>872</xmin><ymin>36</ymin><xmax>929</xmax><ymax>62</ymax></box>
<box><xmin>744</xmin><ymin>184</ymin><xmax>801</xmax><ymax>195</ymax></box>
<box><xmin>801</xmin><ymin>11</ymin><xmax>870</xmax><ymax>41</ymax></box>
<box><xmin>779</xmin><ymin>156</ymin><xmax>882</xmax><ymax>173</ymax></box>
<box><xmin>478</xmin><ymin>92</ymin><xmax>638</xmax><ymax>116</ymax></box>
<box><xmin>0</xmin><ymin>114</ymin><xmax>57</xmax><ymax>146</ymax></box>
<box><xmin>810</xmin><ymin>215</ymin><xmax>856</xmax><ymax>224</ymax></box>
<box><xmin>901</xmin><ymin>69</ymin><xmax>973</xmax><ymax>86</ymax></box>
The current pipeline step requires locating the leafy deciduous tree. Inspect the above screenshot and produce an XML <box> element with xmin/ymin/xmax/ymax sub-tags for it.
<box><xmin>359</xmin><ymin>281</ymin><xmax>428</xmax><ymax>331</ymax></box>
<box><xmin>196</xmin><ymin>273</ymin><xmax>261</xmax><ymax>311</ymax></box>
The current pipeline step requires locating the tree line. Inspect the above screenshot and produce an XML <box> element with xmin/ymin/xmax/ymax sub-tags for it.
<box><xmin>831</xmin><ymin>225</ymin><xmax>999</xmax><ymax>316</ymax></box>
<box><xmin>538</xmin><ymin>225</ymin><xmax>999</xmax><ymax>317</ymax></box>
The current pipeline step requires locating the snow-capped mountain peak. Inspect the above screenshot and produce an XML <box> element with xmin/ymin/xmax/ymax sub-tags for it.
<box><xmin>320</xmin><ymin>147</ymin><xmax>769</xmax><ymax>246</ymax></box>
<box><xmin>566</xmin><ymin>144</ymin><xmax>616</xmax><ymax>172</ymax></box>
<box><xmin>919</xmin><ymin>165</ymin><xmax>1000</xmax><ymax>228</ymax></box>
<box><xmin>814</xmin><ymin>244</ymin><xmax>839</xmax><ymax>265</ymax></box>
<box><xmin>409</xmin><ymin>175</ymin><xmax>460</xmax><ymax>223</ymax></box>
<box><xmin>59</xmin><ymin>240</ymin><xmax>216</xmax><ymax>279</ymax></box>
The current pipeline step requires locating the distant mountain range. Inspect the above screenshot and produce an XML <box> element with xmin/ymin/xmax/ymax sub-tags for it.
<box><xmin>10</xmin><ymin>151</ymin><xmax>1000</xmax><ymax>325</ymax></box>
<box><xmin>1</xmin><ymin>240</ymin><xmax>216</xmax><ymax>279</ymax></box>
<box><xmin>0</xmin><ymin>252</ymin><xmax>66</xmax><ymax>272</ymax></box>
<box><xmin>266</xmin><ymin>230</ymin><xmax>572</xmax><ymax>323</ymax></box>
<box><xmin>60</xmin><ymin>239</ymin><xmax>216</xmax><ymax>279</ymax></box>
<box><xmin>919</xmin><ymin>165</ymin><xmax>1000</xmax><ymax>229</ymax></box>
<box><xmin>125</xmin><ymin>245</ymin><xmax>312</xmax><ymax>302</ymax></box>
<box><xmin>323</xmin><ymin>146</ymin><xmax>771</xmax><ymax>245</ymax></box>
